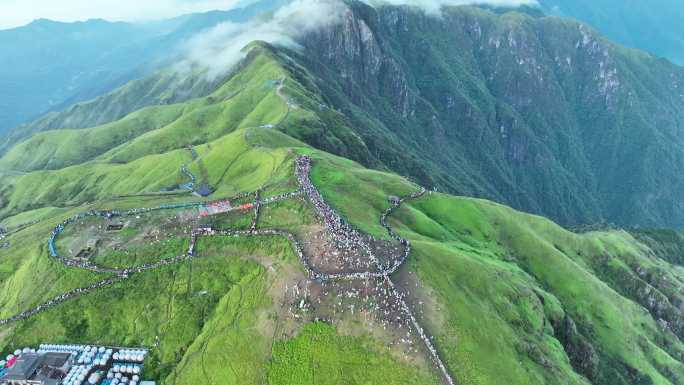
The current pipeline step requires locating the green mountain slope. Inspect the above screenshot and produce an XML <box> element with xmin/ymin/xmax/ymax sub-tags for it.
<box><xmin>0</xmin><ymin>124</ymin><xmax>682</xmax><ymax>384</ymax></box>
<box><xmin>311</xmin><ymin>151</ymin><xmax>684</xmax><ymax>385</ymax></box>
<box><xmin>0</xmin><ymin>68</ymin><xmax>222</xmax><ymax>157</ymax></box>
<box><xmin>0</xmin><ymin>127</ymin><xmax>296</xmax><ymax>219</ymax></box>
<box><xmin>275</xmin><ymin>2</ymin><xmax>684</xmax><ymax>228</ymax></box>
<box><xmin>0</xmin><ymin>48</ymin><xmax>288</xmax><ymax>172</ymax></box>
<box><xmin>0</xmin><ymin>42</ymin><xmax>367</xmax><ymax>176</ymax></box>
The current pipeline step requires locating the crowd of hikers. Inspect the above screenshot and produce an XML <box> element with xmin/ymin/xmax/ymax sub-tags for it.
<box><xmin>0</xmin><ymin>226</ymin><xmax>8</xmax><ymax>249</ymax></box>
<box><xmin>294</xmin><ymin>156</ymin><xmax>452</xmax><ymax>385</ymax></box>
<box><xmin>295</xmin><ymin>156</ymin><xmax>386</xmax><ymax>270</ymax></box>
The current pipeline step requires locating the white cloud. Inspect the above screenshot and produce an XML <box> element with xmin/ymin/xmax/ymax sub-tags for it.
<box><xmin>0</xmin><ymin>0</ymin><xmax>245</xmax><ymax>29</ymax></box>
<box><xmin>178</xmin><ymin>0</ymin><xmax>537</xmax><ymax>78</ymax></box>
<box><xmin>371</xmin><ymin>0</ymin><xmax>537</xmax><ymax>15</ymax></box>
<box><xmin>179</xmin><ymin>0</ymin><xmax>347</xmax><ymax>79</ymax></box>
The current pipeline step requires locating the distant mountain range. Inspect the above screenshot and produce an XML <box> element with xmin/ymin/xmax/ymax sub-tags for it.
<box><xmin>539</xmin><ymin>0</ymin><xmax>684</xmax><ymax>64</ymax></box>
<box><xmin>0</xmin><ymin>0</ymin><xmax>285</xmax><ymax>134</ymax></box>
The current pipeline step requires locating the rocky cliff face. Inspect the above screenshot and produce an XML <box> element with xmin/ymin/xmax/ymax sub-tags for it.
<box><xmin>305</xmin><ymin>6</ymin><xmax>413</xmax><ymax>117</ymax></box>
<box><xmin>285</xmin><ymin>2</ymin><xmax>684</xmax><ymax>228</ymax></box>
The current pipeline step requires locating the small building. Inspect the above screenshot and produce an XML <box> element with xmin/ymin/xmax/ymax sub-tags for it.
<box><xmin>1</xmin><ymin>353</ymin><xmax>42</xmax><ymax>385</ymax></box>
<box><xmin>74</xmin><ymin>249</ymin><xmax>93</xmax><ymax>260</ymax></box>
<box><xmin>388</xmin><ymin>195</ymin><xmax>401</xmax><ymax>205</ymax></box>
<box><xmin>106</xmin><ymin>223</ymin><xmax>125</xmax><ymax>231</ymax></box>
<box><xmin>74</xmin><ymin>239</ymin><xmax>99</xmax><ymax>260</ymax></box>
<box><xmin>86</xmin><ymin>239</ymin><xmax>99</xmax><ymax>249</ymax></box>
<box><xmin>0</xmin><ymin>352</ymin><xmax>71</xmax><ymax>385</ymax></box>
<box><xmin>194</xmin><ymin>184</ymin><xmax>214</xmax><ymax>197</ymax></box>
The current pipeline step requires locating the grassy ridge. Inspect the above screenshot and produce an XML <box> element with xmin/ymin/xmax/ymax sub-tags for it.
<box><xmin>312</xmin><ymin>152</ymin><xmax>684</xmax><ymax>385</ymax></box>
<box><xmin>0</xmin><ymin>128</ymin><xmax>298</xmax><ymax>220</ymax></box>
<box><xmin>101</xmin><ymin>56</ymin><xmax>289</xmax><ymax>164</ymax></box>
<box><xmin>398</xmin><ymin>196</ymin><xmax>684</xmax><ymax>385</ymax></box>
<box><xmin>0</xmin><ymin>48</ymin><xmax>290</xmax><ymax>172</ymax></box>
<box><xmin>0</xmin><ymin>103</ymin><xmax>187</xmax><ymax>172</ymax></box>
<box><xmin>0</xmin><ymin>148</ymin><xmax>189</xmax><ymax>219</ymax></box>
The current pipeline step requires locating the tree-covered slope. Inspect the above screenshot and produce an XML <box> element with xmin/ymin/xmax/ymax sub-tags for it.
<box><xmin>274</xmin><ymin>2</ymin><xmax>684</xmax><ymax>229</ymax></box>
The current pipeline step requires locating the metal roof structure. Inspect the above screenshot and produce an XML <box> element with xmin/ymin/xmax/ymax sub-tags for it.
<box><xmin>0</xmin><ymin>351</ymin><xmax>73</xmax><ymax>385</ymax></box>
<box><xmin>2</xmin><ymin>353</ymin><xmax>43</xmax><ymax>382</ymax></box>
<box><xmin>195</xmin><ymin>184</ymin><xmax>214</xmax><ymax>197</ymax></box>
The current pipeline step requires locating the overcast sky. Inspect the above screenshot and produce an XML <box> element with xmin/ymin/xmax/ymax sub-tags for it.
<box><xmin>0</xmin><ymin>0</ymin><xmax>539</xmax><ymax>30</ymax></box>
<box><xmin>0</xmin><ymin>0</ymin><xmax>245</xmax><ymax>30</ymax></box>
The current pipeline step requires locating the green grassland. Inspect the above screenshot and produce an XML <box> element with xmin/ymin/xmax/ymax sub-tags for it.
<box><xmin>0</xmin><ymin>104</ymin><xmax>188</xmax><ymax>172</ymax></box>
<box><xmin>92</xmin><ymin>238</ymin><xmax>190</xmax><ymax>269</ymax></box>
<box><xmin>310</xmin><ymin>151</ymin><xmax>684</xmax><ymax>385</ymax></box>
<box><xmin>3</xmin><ymin>123</ymin><xmax>683</xmax><ymax>384</ymax></box>
<box><xmin>307</xmin><ymin>150</ymin><xmax>418</xmax><ymax>237</ymax></box>
<box><xmin>267</xmin><ymin>321</ymin><xmax>439</xmax><ymax>385</ymax></box>
<box><xmin>0</xmin><ymin>207</ymin><xmax>68</xmax><ymax>231</ymax></box>
<box><xmin>0</xmin><ymin>128</ymin><xmax>298</xmax><ymax>220</ymax></box>
<box><xmin>0</xmin><ymin>193</ymin><xmax>436</xmax><ymax>385</ymax></box>
<box><xmin>198</xmin><ymin>209</ymin><xmax>254</xmax><ymax>231</ymax></box>
<box><xmin>258</xmin><ymin>199</ymin><xmax>317</xmax><ymax>233</ymax></box>
<box><xmin>0</xmin><ymin>206</ymin><xmax>112</xmax><ymax>319</ymax></box>
<box><xmin>1</xmin><ymin>239</ymin><xmax>266</xmax><ymax>381</ymax></box>
<box><xmin>165</xmin><ymin>235</ymin><xmax>301</xmax><ymax>385</ymax></box>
